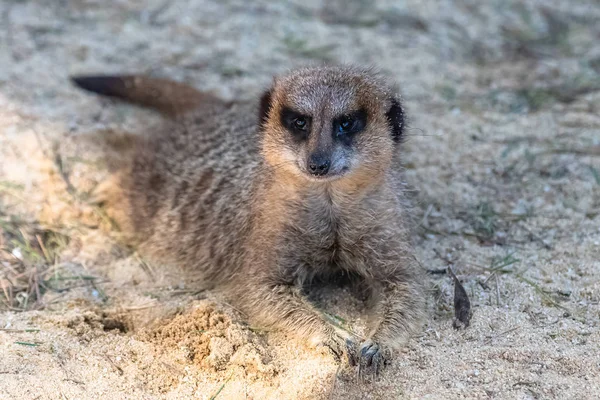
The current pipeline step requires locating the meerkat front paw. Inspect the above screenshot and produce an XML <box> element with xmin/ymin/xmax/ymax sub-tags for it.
<box><xmin>313</xmin><ymin>332</ymin><xmax>357</xmax><ymax>363</ymax></box>
<box><xmin>356</xmin><ymin>339</ymin><xmax>387</xmax><ymax>380</ymax></box>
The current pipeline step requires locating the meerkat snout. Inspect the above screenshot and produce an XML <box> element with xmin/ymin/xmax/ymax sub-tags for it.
<box><xmin>307</xmin><ymin>152</ymin><xmax>331</xmax><ymax>176</ymax></box>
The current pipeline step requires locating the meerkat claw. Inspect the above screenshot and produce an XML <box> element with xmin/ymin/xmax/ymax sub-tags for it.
<box><xmin>315</xmin><ymin>332</ymin><xmax>352</xmax><ymax>362</ymax></box>
<box><xmin>346</xmin><ymin>338</ymin><xmax>359</xmax><ymax>366</ymax></box>
<box><xmin>316</xmin><ymin>341</ymin><xmax>342</xmax><ymax>361</ymax></box>
<box><xmin>357</xmin><ymin>339</ymin><xmax>385</xmax><ymax>380</ymax></box>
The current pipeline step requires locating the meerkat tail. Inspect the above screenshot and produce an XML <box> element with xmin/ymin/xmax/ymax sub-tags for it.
<box><xmin>70</xmin><ymin>75</ymin><xmax>219</xmax><ymax>117</ymax></box>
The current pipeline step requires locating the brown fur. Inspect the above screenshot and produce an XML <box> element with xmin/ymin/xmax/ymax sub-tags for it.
<box><xmin>74</xmin><ymin>65</ymin><xmax>426</xmax><ymax>376</ymax></box>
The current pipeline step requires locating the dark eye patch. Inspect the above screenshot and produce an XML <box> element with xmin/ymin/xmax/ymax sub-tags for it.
<box><xmin>280</xmin><ymin>107</ymin><xmax>311</xmax><ymax>140</ymax></box>
<box><xmin>333</xmin><ymin>109</ymin><xmax>367</xmax><ymax>144</ymax></box>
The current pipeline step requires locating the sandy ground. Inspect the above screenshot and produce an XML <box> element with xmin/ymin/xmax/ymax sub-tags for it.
<box><xmin>1</xmin><ymin>0</ymin><xmax>599</xmax><ymax>399</ymax></box>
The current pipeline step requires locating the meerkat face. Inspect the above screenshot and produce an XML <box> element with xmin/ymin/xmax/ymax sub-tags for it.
<box><xmin>259</xmin><ymin>66</ymin><xmax>405</xmax><ymax>184</ymax></box>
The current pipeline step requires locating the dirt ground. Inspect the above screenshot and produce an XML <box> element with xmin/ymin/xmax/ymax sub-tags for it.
<box><xmin>1</xmin><ymin>0</ymin><xmax>599</xmax><ymax>399</ymax></box>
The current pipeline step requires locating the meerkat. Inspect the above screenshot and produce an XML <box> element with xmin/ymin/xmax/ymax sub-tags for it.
<box><xmin>72</xmin><ymin>65</ymin><xmax>425</xmax><ymax>377</ymax></box>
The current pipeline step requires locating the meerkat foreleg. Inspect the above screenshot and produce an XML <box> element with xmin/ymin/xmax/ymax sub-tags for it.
<box><xmin>238</xmin><ymin>276</ymin><xmax>355</xmax><ymax>358</ymax></box>
<box><xmin>357</xmin><ymin>270</ymin><xmax>424</xmax><ymax>378</ymax></box>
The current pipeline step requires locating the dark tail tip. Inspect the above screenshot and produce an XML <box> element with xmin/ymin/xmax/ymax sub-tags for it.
<box><xmin>70</xmin><ymin>75</ymin><xmax>129</xmax><ymax>98</ymax></box>
<box><xmin>70</xmin><ymin>74</ymin><xmax>214</xmax><ymax>116</ymax></box>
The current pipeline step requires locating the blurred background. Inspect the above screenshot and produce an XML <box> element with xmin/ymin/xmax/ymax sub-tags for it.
<box><xmin>3</xmin><ymin>0</ymin><xmax>600</xmax><ymax>114</ymax></box>
<box><xmin>1</xmin><ymin>1</ymin><xmax>599</xmax><ymax>399</ymax></box>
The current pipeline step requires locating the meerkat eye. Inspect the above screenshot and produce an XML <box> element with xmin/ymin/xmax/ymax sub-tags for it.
<box><xmin>293</xmin><ymin>117</ymin><xmax>307</xmax><ymax>131</ymax></box>
<box><xmin>335</xmin><ymin>110</ymin><xmax>367</xmax><ymax>140</ymax></box>
<box><xmin>338</xmin><ymin>117</ymin><xmax>356</xmax><ymax>134</ymax></box>
<box><xmin>281</xmin><ymin>107</ymin><xmax>311</xmax><ymax>139</ymax></box>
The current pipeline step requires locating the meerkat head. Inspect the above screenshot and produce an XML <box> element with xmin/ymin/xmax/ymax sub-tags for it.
<box><xmin>259</xmin><ymin>66</ymin><xmax>405</xmax><ymax>185</ymax></box>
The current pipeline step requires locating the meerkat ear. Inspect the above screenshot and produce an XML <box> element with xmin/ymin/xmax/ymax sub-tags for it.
<box><xmin>385</xmin><ymin>98</ymin><xmax>405</xmax><ymax>143</ymax></box>
<box><xmin>258</xmin><ymin>88</ymin><xmax>274</xmax><ymax>127</ymax></box>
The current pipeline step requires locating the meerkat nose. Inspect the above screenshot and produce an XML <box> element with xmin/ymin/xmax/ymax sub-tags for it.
<box><xmin>307</xmin><ymin>153</ymin><xmax>331</xmax><ymax>176</ymax></box>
